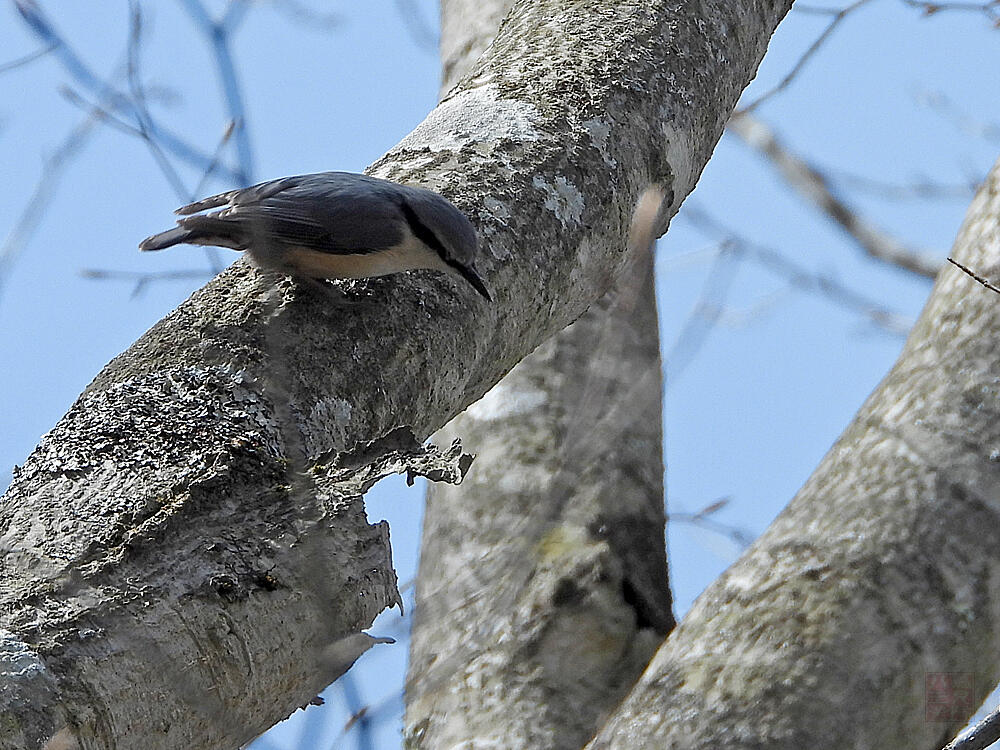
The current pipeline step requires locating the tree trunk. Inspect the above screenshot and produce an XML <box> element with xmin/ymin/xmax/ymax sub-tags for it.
<box><xmin>588</xmin><ymin>158</ymin><xmax>1000</xmax><ymax>749</ymax></box>
<box><xmin>406</xmin><ymin>3</ymin><xmax>672</xmax><ymax>748</ymax></box>
<box><xmin>0</xmin><ymin>1</ymin><xmax>792</xmax><ymax>747</ymax></box>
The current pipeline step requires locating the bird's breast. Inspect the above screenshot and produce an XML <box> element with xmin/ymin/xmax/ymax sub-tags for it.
<box><xmin>277</xmin><ymin>238</ymin><xmax>448</xmax><ymax>281</ymax></box>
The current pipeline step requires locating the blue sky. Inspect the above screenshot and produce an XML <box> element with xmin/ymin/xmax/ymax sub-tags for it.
<box><xmin>2</xmin><ymin>1</ymin><xmax>999</xmax><ymax>747</ymax></box>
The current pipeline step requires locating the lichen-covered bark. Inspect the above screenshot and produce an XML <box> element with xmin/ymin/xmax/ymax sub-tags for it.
<box><xmin>0</xmin><ymin>1</ymin><xmax>792</xmax><ymax>747</ymax></box>
<box><xmin>405</xmin><ymin>4</ymin><xmax>672</xmax><ymax>748</ymax></box>
<box><xmin>407</xmin><ymin>245</ymin><xmax>671</xmax><ymax>750</ymax></box>
<box><xmin>589</xmin><ymin>158</ymin><xmax>1000</xmax><ymax>749</ymax></box>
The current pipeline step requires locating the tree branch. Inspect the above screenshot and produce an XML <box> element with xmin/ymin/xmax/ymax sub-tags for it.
<box><xmin>0</xmin><ymin>42</ymin><xmax>55</xmax><ymax>74</ymax></box>
<box><xmin>737</xmin><ymin>0</ymin><xmax>874</xmax><ymax>115</ymax></box>
<box><xmin>13</xmin><ymin>0</ymin><xmax>244</xmax><ymax>184</ymax></box>
<box><xmin>942</xmin><ymin>703</ymin><xmax>1000</xmax><ymax>750</ymax></box>
<box><xmin>728</xmin><ymin>112</ymin><xmax>943</xmax><ymax>279</ymax></box>
<box><xmin>588</xmin><ymin>155</ymin><xmax>1000</xmax><ymax>749</ymax></box>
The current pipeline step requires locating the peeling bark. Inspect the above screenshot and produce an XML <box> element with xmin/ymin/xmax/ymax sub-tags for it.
<box><xmin>0</xmin><ymin>1</ymin><xmax>792</xmax><ymax>747</ymax></box>
<box><xmin>588</xmin><ymin>158</ymin><xmax>1000</xmax><ymax>749</ymax></box>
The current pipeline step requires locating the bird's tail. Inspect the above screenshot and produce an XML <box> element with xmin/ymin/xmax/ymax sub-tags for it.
<box><xmin>138</xmin><ymin>227</ymin><xmax>194</xmax><ymax>252</ymax></box>
<box><xmin>139</xmin><ymin>216</ymin><xmax>246</xmax><ymax>252</ymax></box>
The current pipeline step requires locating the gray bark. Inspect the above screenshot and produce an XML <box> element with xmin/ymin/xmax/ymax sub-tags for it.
<box><xmin>439</xmin><ymin>0</ymin><xmax>511</xmax><ymax>101</ymax></box>
<box><xmin>0</xmin><ymin>1</ymin><xmax>792</xmax><ymax>747</ymax></box>
<box><xmin>406</xmin><ymin>248</ymin><xmax>671</xmax><ymax>750</ymax></box>
<box><xmin>405</xmin><ymin>3</ymin><xmax>672</xmax><ymax>749</ymax></box>
<box><xmin>588</xmin><ymin>158</ymin><xmax>1000</xmax><ymax>749</ymax></box>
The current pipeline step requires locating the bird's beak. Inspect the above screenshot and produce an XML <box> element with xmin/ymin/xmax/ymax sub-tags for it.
<box><xmin>457</xmin><ymin>263</ymin><xmax>492</xmax><ymax>302</ymax></box>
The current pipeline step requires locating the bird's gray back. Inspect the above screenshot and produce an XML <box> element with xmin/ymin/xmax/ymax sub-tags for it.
<box><xmin>211</xmin><ymin>172</ymin><xmax>408</xmax><ymax>255</ymax></box>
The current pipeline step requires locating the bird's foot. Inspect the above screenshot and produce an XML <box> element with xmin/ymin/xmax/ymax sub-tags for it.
<box><xmin>295</xmin><ymin>276</ymin><xmax>375</xmax><ymax>308</ymax></box>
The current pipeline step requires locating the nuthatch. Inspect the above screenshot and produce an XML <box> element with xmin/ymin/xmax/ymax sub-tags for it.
<box><xmin>139</xmin><ymin>172</ymin><xmax>491</xmax><ymax>301</ymax></box>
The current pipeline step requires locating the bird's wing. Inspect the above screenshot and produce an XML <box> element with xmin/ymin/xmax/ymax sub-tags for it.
<box><xmin>177</xmin><ymin>173</ymin><xmax>407</xmax><ymax>255</ymax></box>
<box><xmin>174</xmin><ymin>176</ymin><xmax>301</xmax><ymax>216</ymax></box>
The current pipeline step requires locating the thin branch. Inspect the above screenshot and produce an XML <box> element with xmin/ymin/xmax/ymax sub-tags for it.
<box><xmin>126</xmin><ymin>2</ymin><xmax>191</xmax><ymax>201</ymax></box>
<box><xmin>712</xmin><ymin>287</ymin><xmax>792</xmax><ymax>328</ymax></box>
<box><xmin>337</xmin><ymin>689</ymin><xmax>403</xmax><ymax>747</ymax></box>
<box><xmin>13</xmin><ymin>0</ymin><xmax>244</xmax><ymax>182</ymax></box>
<box><xmin>737</xmin><ymin>0</ymin><xmax>874</xmax><ymax>115</ymax></box>
<box><xmin>221</xmin><ymin>0</ymin><xmax>251</xmax><ymax>32</ymax></box>
<box><xmin>269</xmin><ymin>0</ymin><xmax>343</xmax><ymax>29</ymax></box>
<box><xmin>73</xmin><ymin>3</ymin><xmax>249</xmax><ymax>284</ymax></box>
<box><xmin>78</xmin><ymin>268</ymin><xmax>214</xmax><ymax>298</ymax></box>
<box><xmin>392</xmin><ymin>0</ymin><xmax>439</xmax><ymax>51</ymax></box>
<box><xmin>0</xmin><ymin>109</ymin><xmax>101</xmax><ymax>301</ymax></box>
<box><xmin>917</xmin><ymin>88</ymin><xmax>1000</xmax><ymax>146</ymax></box>
<box><xmin>828</xmin><ymin>170</ymin><xmax>979</xmax><ymax>201</ymax></box>
<box><xmin>901</xmin><ymin>0</ymin><xmax>1000</xmax><ymax>24</ymax></box>
<box><xmin>666</xmin><ymin>511</ymin><xmax>755</xmax><ymax>550</ymax></box>
<box><xmin>126</xmin><ymin>2</ymin><xmax>228</xmax><ymax>273</ymax></box>
<box><xmin>337</xmin><ymin>673</ymin><xmax>375</xmax><ymax>750</ymax></box>
<box><xmin>684</xmin><ymin>204</ymin><xmax>915</xmax><ymax>335</ymax></box>
<box><xmin>794</xmin><ymin>3</ymin><xmax>865</xmax><ymax>14</ymax></box>
<box><xmin>60</xmin><ymin>98</ymin><xmax>232</xmax><ymax>278</ymax></box>
<box><xmin>191</xmin><ymin>119</ymin><xmax>238</xmax><ymax>198</ymax></box>
<box><xmin>0</xmin><ymin>41</ymin><xmax>56</xmax><ymax>74</ymax></box>
<box><xmin>663</xmin><ymin>241</ymin><xmax>744</xmax><ymax>388</ymax></box>
<box><xmin>728</xmin><ymin>112</ymin><xmax>943</xmax><ymax>279</ymax></box>
<box><xmin>58</xmin><ymin>85</ymin><xmax>146</xmax><ymax>137</ymax></box>
<box><xmin>178</xmin><ymin>0</ymin><xmax>255</xmax><ymax>184</ymax></box>
<box><xmin>947</xmin><ymin>258</ymin><xmax>1000</xmax><ymax>295</ymax></box>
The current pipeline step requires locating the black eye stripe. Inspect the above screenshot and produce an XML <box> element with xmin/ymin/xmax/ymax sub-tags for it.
<box><xmin>400</xmin><ymin>200</ymin><xmax>449</xmax><ymax>259</ymax></box>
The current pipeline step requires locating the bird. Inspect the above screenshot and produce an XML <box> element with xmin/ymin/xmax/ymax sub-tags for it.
<box><xmin>139</xmin><ymin>171</ymin><xmax>491</xmax><ymax>301</ymax></box>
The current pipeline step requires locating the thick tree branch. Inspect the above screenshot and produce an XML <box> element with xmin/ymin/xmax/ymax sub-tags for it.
<box><xmin>589</xmin><ymin>157</ymin><xmax>1000</xmax><ymax>749</ymax></box>
<box><xmin>0</xmin><ymin>1</ymin><xmax>792</xmax><ymax>747</ymax></box>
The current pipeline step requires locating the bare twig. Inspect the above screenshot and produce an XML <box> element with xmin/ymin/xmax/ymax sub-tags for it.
<box><xmin>712</xmin><ymin>288</ymin><xmax>792</xmax><ymax>328</ymax></box>
<box><xmin>392</xmin><ymin>0</ymin><xmax>439</xmax><ymax>51</ymax></box>
<box><xmin>0</xmin><ymin>42</ymin><xmax>56</xmax><ymax>74</ymax></box>
<box><xmin>737</xmin><ymin>0</ymin><xmax>874</xmax><ymax>115</ymax></box>
<box><xmin>58</xmin><ymin>85</ymin><xmax>146</xmax><ymax>137</ymax></box>
<box><xmin>338</xmin><ymin>688</ymin><xmax>403</xmax><ymax>746</ymax></box>
<box><xmin>728</xmin><ymin>113</ymin><xmax>943</xmax><ymax>279</ymax></box>
<box><xmin>663</xmin><ymin>241</ymin><xmax>744</xmax><ymax>387</ymax></box>
<box><xmin>901</xmin><ymin>0</ymin><xmax>1000</xmax><ymax>24</ymax></box>
<box><xmin>941</xmin><ymin>703</ymin><xmax>1000</xmax><ymax>750</ymax></box>
<box><xmin>947</xmin><ymin>258</ymin><xmax>1000</xmax><ymax>295</ymax></box>
<box><xmin>124</xmin><ymin>2</ymin><xmax>225</xmax><ymax>274</ymax></box>
<box><xmin>330</xmin><ymin>659</ymin><xmax>375</xmax><ymax>750</ymax></box>
<box><xmin>192</xmin><ymin>120</ymin><xmax>238</xmax><ymax>198</ymax></box>
<box><xmin>666</xmin><ymin>510</ymin><xmax>755</xmax><ymax>550</ymax></box>
<box><xmin>126</xmin><ymin>3</ymin><xmax>191</xmax><ymax>201</ymax></box>
<box><xmin>683</xmin><ymin>205</ymin><xmax>915</xmax><ymax>335</ymax></box>
<box><xmin>13</xmin><ymin>0</ymin><xmax>243</xmax><ymax>182</ymax></box>
<box><xmin>917</xmin><ymin>89</ymin><xmax>1000</xmax><ymax>146</ymax></box>
<box><xmin>0</xmin><ymin>109</ymin><xmax>101</xmax><ymax>300</ymax></box>
<box><xmin>269</xmin><ymin>0</ymin><xmax>343</xmax><ymax>29</ymax></box>
<box><xmin>828</xmin><ymin>170</ymin><xmax>979</xmax><ymax>201</ymax></box>
<box><xmin>220</xmin><ymin>0</ymin><xmax>251</xmax><ymax>32</ymax></box>
<box><xmin>78</xmin><ymin>268</ymin><xmax>213</xmax><ymax>298</ymax></box>
<box><xmin>178</xmin><ymin>0</ymin><xmax>255</xmax><ymax>184</ymax></box>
